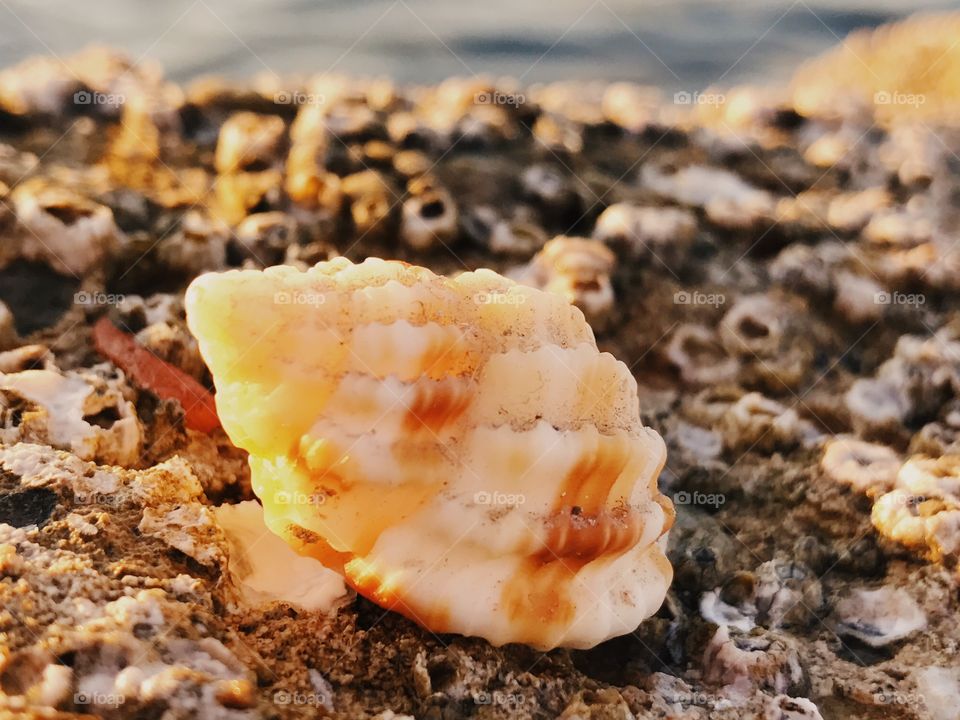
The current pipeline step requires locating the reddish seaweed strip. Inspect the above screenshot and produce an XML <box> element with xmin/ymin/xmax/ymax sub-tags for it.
<box><xmin>92</xmin><ymin>317</ymin><xmax>221</xmax><ymax>433</ymax></box>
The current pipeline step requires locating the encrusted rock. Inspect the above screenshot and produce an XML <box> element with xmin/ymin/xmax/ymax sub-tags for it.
<box><xmin>0</xmin><ymin>364</ymin><xmax>141</xmax><ymax>466</ymax></box>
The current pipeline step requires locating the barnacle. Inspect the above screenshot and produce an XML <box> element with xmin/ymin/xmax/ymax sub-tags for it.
<box><xmin>11</xmin><ymin>181</ymin><xmax>124</xmax><ymax>276</ymax></box>
<box><xmin>872</xmin><ymin>455</ymin><xmax>960</xmax><ymax>567</ymax></box>
<box><xmin>641</xmin><ymin>164</ymin><xmax>774</xmax><ymax>231</ymax></box>
<box><xmin>820</xmin><ymin>437</ymin><xmax>900</xmax><ymax>495</ymax></box>
<box><xmin>488</xmin><ymin>212</ymin><xmax>548</xmax><ymax>256</ymax></box>
<box><xmin>214</xmin><ymin>112</ymin><xmax>286</xmax><ymax>174</ymax></box>
<box><xmin>156</xmin><ymin>211</ymin><xmax>228</xmax><ymax>277</ymax></box>
<box><xmin>0</xmin><ymin>362</ymin><xmax>141</xmax><ymax>466</ymax></box>
<box><xmin>185</xmin><ymin>257</ymin><xmax>674</xmax><ymax>649</ymax></box>
<box><xmin>400</xmin><ymin>177</ymin><xmax>458</xmax><ymax>250</ymax></box>
<box><xmin>664</xmin><ymin>324</ymin><xmax>739</xmax><ymax>386</ymax></box>
<box><xmin>720</xmin><ymin>393</ymin><xmax>821</xmax><ymax>454</ymax></box>
<box><xmin>513</xmin><ymin>236</ymin><xmax>617</xmax><ymax>332</ymax></box>
<box><xmin>719</xmin><ymin>293</ymin><xmax>813</xmax><ymax>391</ymax></box>
<box><xmin>593</xmin><ymin>203</ymin><xmax>697</xmax><ymax>268</ymax></box>
<box><xmin>830</xmin><ymin>586</ymin><xmax>927</xmax><ymax>647</ymax></box>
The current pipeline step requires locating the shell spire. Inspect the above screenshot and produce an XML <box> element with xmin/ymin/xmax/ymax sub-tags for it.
<box><xmin>186</xmin><ymin>257</ymin><xmax>673</xmax><ymax>649</ymax></box>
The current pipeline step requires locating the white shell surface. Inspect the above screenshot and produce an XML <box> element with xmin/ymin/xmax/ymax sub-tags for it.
<box><xmin>186</xmin><ymin>257</ymin><xmax>673</xmax><ymax>649</ymax></box>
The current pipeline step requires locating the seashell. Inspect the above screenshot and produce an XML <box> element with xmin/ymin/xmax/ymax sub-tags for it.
<box><xmin>664</xmin><ymin>324</ymin><xmax>739</xmax><ymax>387</ymax></box>
<box><xmin>185</xmin><ymin>257</ymin><xmax>674</xmax><ymax>649</ymax></box>
<box><xmin>830</xmin><ymin>586</ymin><xmax>926</xmax><ymax>647</ymax></box>
<box><xmin>0</xmin><ymin>363</ymin><xmax>141</xmax><ymax>466</ymax></box>
<box><xmin>214</xmin><ymin>112</ymin><xmax>286</xmax><ymax>174</ymax></box>
<box><xmin>400</xmin><ymin>178</ymin><xmax>457</xmax><ymax>251</ymax></box>
<box><xmin>593</xmin><ymin>203</ymin><xmax>697</xmax><ymax>269</ymax></box>
<box><xmin>511</xmin><ymin>236</ymin><xmax>616</xmax><ymax>332</ymax></box>
<box><xmin>820</xmin><ymin>437</ymin><xmax>900</xmax><ymax>496</ymax></box>
<box><xmin>11</xmin><ymin>182</ymin><xmax>123</xmax><ymax>276</ymax></box>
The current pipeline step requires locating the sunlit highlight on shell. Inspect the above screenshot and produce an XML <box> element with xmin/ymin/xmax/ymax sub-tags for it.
<box><xmin>185</xmin><ymin>257</ymin><xmax>673</xmax><ymax>649</ymax></box>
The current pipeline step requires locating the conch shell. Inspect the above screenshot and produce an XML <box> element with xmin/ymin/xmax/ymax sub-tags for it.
<box><xmin>185</xmin><ymin>258</ymin><xmax>673</xmax><ymax>649</ymax></box>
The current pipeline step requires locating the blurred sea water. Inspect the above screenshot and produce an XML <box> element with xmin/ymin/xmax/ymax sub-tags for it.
<box><xmin>0</xmin><ymin>0</ymin><xmax>956</xmax><ymax>89</ymax></box>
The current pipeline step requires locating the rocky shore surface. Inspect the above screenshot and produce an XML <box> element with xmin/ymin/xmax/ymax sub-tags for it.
<box><xmin>1</xmin><ymin>12</ymin><xmax>959</xmax><ymax>720</ymax></box>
